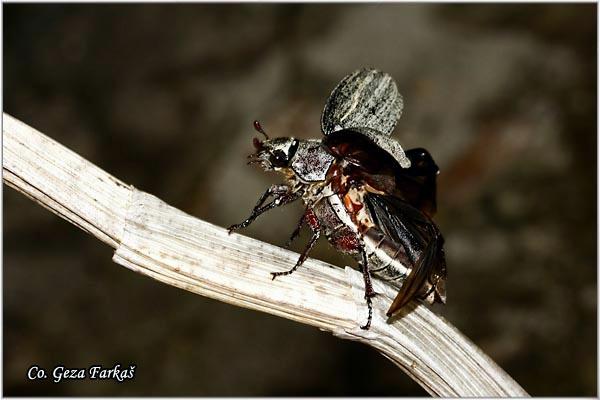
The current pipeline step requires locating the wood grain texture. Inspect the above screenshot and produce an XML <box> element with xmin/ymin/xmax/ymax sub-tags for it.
<box><xmin>2</xmin><ymin>113</ymin><xmax>528</xmax><ymax>397</ymax></box>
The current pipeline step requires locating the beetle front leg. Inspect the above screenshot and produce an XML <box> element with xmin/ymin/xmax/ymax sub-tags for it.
<box><xmin>228</xmin><ymin>184</ymin><xmax>298</xmax><ymax>233</ymax></box>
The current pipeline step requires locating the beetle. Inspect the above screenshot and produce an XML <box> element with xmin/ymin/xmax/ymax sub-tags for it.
<box><xmin>228</xmin><ymin>68</ymin><xmax>447</xmax><ymax>329</ymax></box>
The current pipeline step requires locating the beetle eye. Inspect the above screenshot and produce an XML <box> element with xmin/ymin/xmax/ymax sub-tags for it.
<box><xmin>271</xmin><ymin>150</ymin><xmax>288</xmax><ymax>167</ymax></box>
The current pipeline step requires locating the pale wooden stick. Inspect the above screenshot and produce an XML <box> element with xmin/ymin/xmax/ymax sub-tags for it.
<box><xmin>2</xmin><ymin>113</ymin><xmax>528</xmax><ymax>397</ymax></box>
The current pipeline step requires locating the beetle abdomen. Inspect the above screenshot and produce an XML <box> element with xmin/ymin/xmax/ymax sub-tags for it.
<box><xmin>362</xmin><ymin>226</ymin><xmax>411</xmax><ymax>287</ymax></box>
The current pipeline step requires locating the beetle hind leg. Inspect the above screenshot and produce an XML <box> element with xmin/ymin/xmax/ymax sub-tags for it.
<box><xmin>359</xmin><ymin>248</ymin><xmax>376</xmax><ymax>330</ymax></box>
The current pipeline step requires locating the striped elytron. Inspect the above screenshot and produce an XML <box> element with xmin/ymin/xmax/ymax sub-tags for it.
<box><xmin>228</xmin><ymin>68</ymin><xmax>447</xmax><ymax>329</ymax></box>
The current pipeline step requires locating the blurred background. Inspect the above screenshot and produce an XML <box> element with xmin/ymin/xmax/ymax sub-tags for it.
<box><xmin>3</xmin><ymin>3</ymin><xmax>596</xmax><ymax>396</ymax></box>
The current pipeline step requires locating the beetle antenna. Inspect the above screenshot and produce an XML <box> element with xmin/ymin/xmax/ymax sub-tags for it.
<box><xmin>253</xmin><ymin>120</ymin><xmax>269</xmax><ymax>140</ymax></box>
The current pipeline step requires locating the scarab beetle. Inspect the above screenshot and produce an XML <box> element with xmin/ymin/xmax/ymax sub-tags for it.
<box><xmin>228</xmin><ymin>68</ymin><xmax>447</xmax><ymax>329</ymax></box>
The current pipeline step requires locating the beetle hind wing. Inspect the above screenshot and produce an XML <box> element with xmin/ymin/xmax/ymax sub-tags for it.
<box><xmin>385</xmin><ymin>257</ymin><xmax>429</xmax><ymax>316</ymax></box>
<box><xmin>386</xmin><ymin>219</ymin><xmax>447</xmax><ymax>317</ymax></box>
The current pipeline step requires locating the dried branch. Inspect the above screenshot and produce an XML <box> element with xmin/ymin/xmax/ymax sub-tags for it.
<box><xmin>2</xmin><ymin>113</ymin><xmax>528</xmax><ymax>397</ymax></box>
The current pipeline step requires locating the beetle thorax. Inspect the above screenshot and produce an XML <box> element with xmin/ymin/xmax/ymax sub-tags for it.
<box><xmin>289</xmin><ymin>140</ymin><xmax>335</xmax><ymax>183</ymax></box>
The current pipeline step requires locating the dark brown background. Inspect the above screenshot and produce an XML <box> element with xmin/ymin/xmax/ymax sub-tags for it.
<box><xmin>3</xmin><ymin>3</ymin><xmax>596</xmax><ymax>396</ymax></box>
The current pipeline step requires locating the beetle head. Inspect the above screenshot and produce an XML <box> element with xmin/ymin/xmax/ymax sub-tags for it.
<box><xmin>248</xmin><ymin>121</ymin><xmax>299</xmax><ymax>171</ymax></box>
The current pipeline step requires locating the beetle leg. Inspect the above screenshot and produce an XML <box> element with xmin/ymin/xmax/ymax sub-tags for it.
<box><xmin>359</xmin><ymin>247</ymin><xmax>375</xmax><ymax>330</ymax></box>
<box><xmin>228</xmin><ymin>184</ymin><xmax>299</xmax><ymax>233</ymax></box>
<box><xmin>271</xmin><ymin>212</ymin><xmax>321</xmax><ymax>280</ymax></box>
<box><xmin>285</xmin><ymin>213</ymin><xmax>306</xmax><ymax>248</ymax></box>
